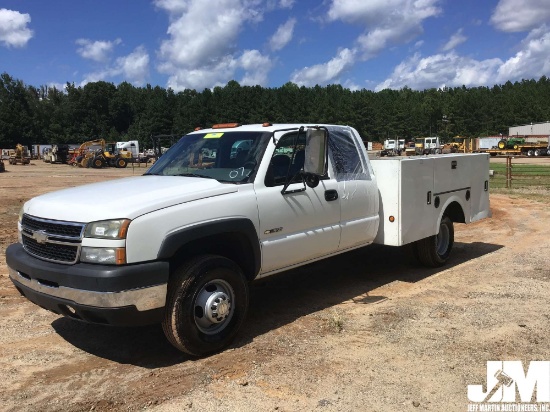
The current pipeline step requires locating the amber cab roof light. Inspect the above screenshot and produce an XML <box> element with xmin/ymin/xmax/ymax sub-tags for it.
<box><xmin>212</xmin><ymin>123</ymin><xmax>241</xmax><ymax>129</ymax></box>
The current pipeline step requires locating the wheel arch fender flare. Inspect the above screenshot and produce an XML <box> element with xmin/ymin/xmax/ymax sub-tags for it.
<box><xmin>437</xmin><ymin>196</ymin><xmax>467</xmax><ymax>230</ymax></box>
<box><xmin>157</xmin><ymin>218</ymin><xmax>261</xmax><ymax>281</ymax></box>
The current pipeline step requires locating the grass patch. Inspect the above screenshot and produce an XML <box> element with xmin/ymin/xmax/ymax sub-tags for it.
<box><xmin>326</xmin><ymin>310</ymin><xmax>345</xmax><ymax>333</ymax></box>
<box><xmin>490</xmin><ymin>162</ymin><xmax>550</xmax><ymax>189</ymax></box>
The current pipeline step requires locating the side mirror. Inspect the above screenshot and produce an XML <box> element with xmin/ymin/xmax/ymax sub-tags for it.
<box><xmin>304</xmin><ymin>128</ymin><xmax>328</xmax><ymax>176</ymax></box>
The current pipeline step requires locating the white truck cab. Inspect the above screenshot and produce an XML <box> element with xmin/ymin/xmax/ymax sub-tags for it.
<box><xmin>6</xmin><ymin>123</ymin><xmax>491</xmax><ymax>356</ymax></box>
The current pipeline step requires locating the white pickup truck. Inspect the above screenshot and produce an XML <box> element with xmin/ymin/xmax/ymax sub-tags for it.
<box><xmin>6</xmin><ymin>123</ymin><xmax>491</xmax><ymax>356</ymax></box>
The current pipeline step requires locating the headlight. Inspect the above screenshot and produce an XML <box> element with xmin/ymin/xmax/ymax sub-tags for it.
<box><xmin>84</xmin><ymin>219</ymin><xmax>130</xmax><ymax>239</ymax></box>
<box><xmin>80</xmin><ymin>247</ymin><xmax>126</xmax><ymax>265</ymax></box>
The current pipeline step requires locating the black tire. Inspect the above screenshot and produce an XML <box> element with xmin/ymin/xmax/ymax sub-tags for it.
<box><xmin>91</xmin><ymin>157</ymin><xmax>104</xmax><ymax>168</ymax></box>
<box><xmin>116</xmin><ymin>158</ymin><xmax>128</xmax><ymax>168</ymax></box>
<box><xmin>162</xmin><ymin>255</ymin><xmax>249</xmax><ymax>356</ymax></box>
<box><xmin>415</xmin><ymin>216</ymin><xmax>454</xmax><ymax>267</ymax></box>
<box><xmin>497</xmin><ymin>140</ymin><xmax>506</xmax><ymax>149</ymax></box>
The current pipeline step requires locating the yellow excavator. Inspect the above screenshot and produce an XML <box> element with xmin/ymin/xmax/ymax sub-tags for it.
<box><xmin>8</xmin><ymin>144</ymin><xmax>31</xmax><ymax>165</ymax></box>
<box><xmin>69</xmin><ymin>139</ymin><xmax>131</xmax><ymax>168</ymax></box>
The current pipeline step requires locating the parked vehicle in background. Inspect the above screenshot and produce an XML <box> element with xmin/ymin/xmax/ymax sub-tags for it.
<box><xmin>381</xmin><ymin>139</ymin><xmax>405</xmax><ymax>156</ymax></box>
<box><xmin>6</xmin><ymin>123</ymin><xmax>491</xmax><ymax>357</ymax></box>
<box><xmin>44</xmin><ymin>144</ymin><xmax>70</xmax><ymax>164</ymax></box>
<box><xmin>416</xmin><ymin>137</ymin><xmax>442</xmax><ymax>155</ymax></box>
<box><xmin>486</xmin><ymin>136</ymin><xmax>550</xmax><ymax>156</ymax></box>
<box><xmin>116</xmin><ymin>140</ymin><xmax>139</xmax><ymax>158</ymax></box>
<box><xmin>497</xmin><ymin>137</ymin><xmax>525</xmax><ymax>150</ymax></box>
<box><xmin>32</xmin><ymin>144</ymin><xmax>52</xmax><ymax>160</ymax></box>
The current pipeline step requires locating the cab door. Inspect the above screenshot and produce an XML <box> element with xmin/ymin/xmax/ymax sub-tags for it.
<box><xmin>255</xmin><ymin>131</ymin><xmax>341</xmax><ymax>274</ymax></box>
<box><xmin>331</xmin><ymin>127</ymin><xmax>379</xmax><ymax>250</ymax></box>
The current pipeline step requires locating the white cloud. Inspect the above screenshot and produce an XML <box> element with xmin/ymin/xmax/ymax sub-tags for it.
<box><xmin>442</xmin><ymin>29</ymin><xmax>467</xmax><ymax>51</ymax></box>
<box><xmin>375</xmin><ymin>24</ymin><xmax>550</xmax><ymax>91</ymax></box>
<box><xmin>491</xmin><ymin>0</ymin><xmax>550</xmax><ymax>32</ymax></box>
<box><xmin>0</xmin><ymin>8</ymin><xmax>33</xmax><ymax>48</ymax></box>
<box><xmin>496</xmin><ymin>25</ymin><xmax>550</xmax><ymax>82</ymax></box>
<box><xmin>291</xmin><ymin>48</ymin><xmax>356</xmax><ymax>86</ymax></box>
<box><xmin>76</xmin><ymin>38</ymin><xmax>122</xmax><ymax>62</ymax></box>
<box><xmin>279</xmin><ymin>0</ymin><xmax>294</xmax><ymax>8</ymax></box>
<box><xmin>374</xmin><ymin>52</ymin><xmax>503</xmax><ymax>91</ymax></box>
<box><xmin>80</xmin><ymin>46</ymin><xmax>150</xmax><ymax>86</ymax></box>
<box><xmin>114</xmin><ymin>46</ymin><xmax>150</xmax><ymax>84</ymax></box>
<box><xmin>266</xmin><ymin>0</ymin><xmax>294</xmax><ymax>9</ymax></box>
<box><xmin>327</xmin><ymin>0</ymin><xmax>441</xmax><ymax>59</ymax></box>
<box><xmin>155</xmin><ymin>0</ymin><xmax>274</xmax><ymax>90</ymax></box>
<box><xmin>239</xmin><ymin>49</ymin><xmax>272</xmax><ymax>85</ymax></box>
<box><xmin>269</xmin><ymin>18</ymin><xmax>296</xmax><ymax>51</ymax></box>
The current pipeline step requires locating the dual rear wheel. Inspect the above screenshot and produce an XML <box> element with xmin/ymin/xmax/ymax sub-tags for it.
<box><xmin>409</xmin><ymin>216</ymin><xmax>454</xmax><ymax>267</ymax></box>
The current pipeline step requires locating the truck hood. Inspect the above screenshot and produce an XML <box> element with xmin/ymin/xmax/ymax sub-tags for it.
<box><xmin>24</xmin><ymin>176</ymin><xmax>239</xmax><ymax>222</ymax></box>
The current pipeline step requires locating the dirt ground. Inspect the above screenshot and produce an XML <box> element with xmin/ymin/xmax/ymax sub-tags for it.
<box><xmin>1</xmin><ymin>160</ymin><xmax>549</xmax><ymax>412</ymax></box>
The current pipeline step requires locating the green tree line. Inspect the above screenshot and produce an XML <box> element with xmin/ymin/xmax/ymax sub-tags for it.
<box><xmin>2</xmin><ymin>72</ymin><xmax>550</xmax><ymax>150</ymax></box>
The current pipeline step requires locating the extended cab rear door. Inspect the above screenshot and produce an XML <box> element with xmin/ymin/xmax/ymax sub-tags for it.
<box><xmin>330</xmin><ymin>127</ymin><xmax>379</xmax><ymax>250</ymax></box>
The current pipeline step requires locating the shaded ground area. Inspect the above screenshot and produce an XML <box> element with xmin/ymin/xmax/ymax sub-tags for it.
<box><xmin>1</xmin><ymin>161</ymin><xmax>549</xmax><ymax>411</ymax></box>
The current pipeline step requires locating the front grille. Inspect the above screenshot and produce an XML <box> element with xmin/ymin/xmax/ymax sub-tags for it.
<box><xmin>22</xmin><ymin>215</ymin><xmax>84</xmax><ymax>238</ymax></box>
<box><xmin>22</xmin><ymin>236</ymin><xmax>79</xmax><ymax>263</ymax></box>
<box><xmin>21</xmin><ymin>214</ymin><xmax>84</xmax><ymax>264</ymax></box>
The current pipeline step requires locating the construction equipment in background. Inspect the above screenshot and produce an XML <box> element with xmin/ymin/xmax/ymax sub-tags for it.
<box><xmin>69</xmin><ymin>138</ymin><xmax>134</xmax><ymax>168</ymax></box>
<box><xmin>102</xmin><ymin>141</ymin><xmax>133</xmax><ymax>168</ymax></box>
<box><xmin>43</xmin><ymin>144</ymin><xmax>70</xmax><ymax>164</ymax></box>
<box><xmin>0</xmin><ymin>158</ymin><xmax>5</xmax><ymax>172</ymax></box>
<box><xmin>497</xmin><ymin>137</ymin><xmax>525</xmax><ymax>150</ymax></box>
<box><xmin>68</xmin><ymin>139</ymin><xmax>106</xmax><ymax>167</ymax></box>
<box><xmin>445</xmin><ymin>136</ymin><xmax>477</xmax><ymax>153</ymax></box>
<box><xmin>8</xmin><ymin>144</ymin><xmax>31</xmax><ymax>165</ymax></box>
<box><xmin>486</xmin><ymin>140</ymin><xmax>550</xmax><ymax>156</ymax></box>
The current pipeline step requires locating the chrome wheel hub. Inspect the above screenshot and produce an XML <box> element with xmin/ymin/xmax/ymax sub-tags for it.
<box><xmin>194</xmin><ymin>279</ymin><xmax>235</xmax><ymax>335</ymax></box>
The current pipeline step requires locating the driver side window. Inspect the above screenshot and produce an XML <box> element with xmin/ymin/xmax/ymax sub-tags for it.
<box><xmin>265</xmin><ymin>133</ymin><xmax>305</xmax><ymax>187</ymax></box>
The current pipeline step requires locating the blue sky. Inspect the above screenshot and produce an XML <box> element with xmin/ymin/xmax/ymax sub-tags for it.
<box><xmin>1</xmin><ymin>0</ymin><xmax>549</xmax><ymax>92</ymax></box>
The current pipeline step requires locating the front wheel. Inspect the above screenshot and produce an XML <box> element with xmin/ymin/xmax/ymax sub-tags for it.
<box><xmin>414</xmin><ymin>216</ymin><xmax>454</xmax><ymax>267</ymax></box>
<box><xmin>162</xmin><ymin>255</ymin><xmax>249</xmax><ymax>356</ymax></box>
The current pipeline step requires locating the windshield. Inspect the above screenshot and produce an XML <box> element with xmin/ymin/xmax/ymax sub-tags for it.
<box><xmin>145</xmin><ymin>130</ymin><xmax>271</xmax><ymax>183</ymax></box>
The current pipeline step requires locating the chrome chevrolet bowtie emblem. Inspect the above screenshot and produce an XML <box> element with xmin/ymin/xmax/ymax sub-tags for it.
<box><xmin>32</xmin><ymin>230</ymin><xmax>48</xmax><ymax>244</ymax></box>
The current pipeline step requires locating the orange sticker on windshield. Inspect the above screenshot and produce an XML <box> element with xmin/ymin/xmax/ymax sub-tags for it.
<box><xmin>204</xmin><ymin>133</ymin><xmax>224</xmax><ymax>139</ymax></box>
